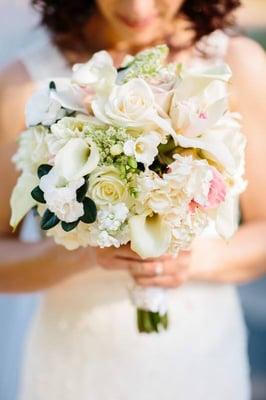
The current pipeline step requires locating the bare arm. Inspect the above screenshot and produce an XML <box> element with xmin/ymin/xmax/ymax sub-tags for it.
<box><xmin>0</xmin><ymin>63</ymin><xmax>95</xmax><ymax>292</ymax></box>
<box><xmin>185</xmin><ymin>38</ymin><xmax>266</xmax><ymax>284</ymax></box>
<box><xmin>133</xmin><ymin>38</ymin><xmax>266</xmax><ymax>288</ymax></box>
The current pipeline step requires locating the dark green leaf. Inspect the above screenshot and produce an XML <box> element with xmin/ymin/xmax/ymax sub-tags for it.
<box><xmin>76</xmin><ymin>180</ymin><xmax>89</xmax><ymax>202</ymax></box>
<box><xmin>37</xmin><ymin>164</ymin><xmax>53</xmax><ymax>179</ymax></box>
<box><xmin>61</xmin><ymin>220</ymin><xmax>79</xmax><ymax>232</ymax></box>
<box><xmin>49</xmin><ymin>81</ymin><xmax>56</xmax><ymax>90</ymax></box>
<box><xmin>80</xmin><ymin>197</ymin><xmax>97</xmax><ymax>224</ymax></box>
<box><xmin>40</xmin><ymin>209</ymin><xmax>60</xmax><ymax>230</ymax></box>
<box><xmin>31</xmin><ymin>186</ymin><xmax>46</xmax><ymax>204</ymax></box>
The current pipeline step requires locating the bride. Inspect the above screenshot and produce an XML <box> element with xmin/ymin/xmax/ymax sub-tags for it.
<box><xmin>0</xmin><ymin>0</ymin><xmax>266</xmax><ymax>399</ymax></box>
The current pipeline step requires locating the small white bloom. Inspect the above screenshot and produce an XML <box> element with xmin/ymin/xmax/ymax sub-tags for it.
<box><xmin>97</xmin><ymin>203</ymin><xmax>129</xmax><ymax>231</ymax></box>
<box><xmin>39</xmin><ymin>168</ymin><xmax>85</xmax><ymax>222</ymax></box>
<box><xmin>123</xmin><ymin>131</ymin><xmax>161</xmax><ymax>166</ymax></box>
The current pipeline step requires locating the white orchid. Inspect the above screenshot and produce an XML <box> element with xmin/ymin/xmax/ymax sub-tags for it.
<box><xmin>54</xmin><ymin>137</ymin><xmax>100</xmax><ymax>181</ymax></box>
<box><xmin>25</xmin><ymin>79</ymin><xmax>88</xmax><ymax>127</ymax></box>
<box><xmin>123</xmin><ymin>131</ymin><xmax>161</xmax><ymax>166</ymax></box>
<box><xmin>25</xmin><ymin>87</ymin><xmax>65</xmax><ymax>127</ymax></box>
<box><xmin>72</xmin><ymin>51</ymin><xmax>117</xmax><ymax>95</ymax></box>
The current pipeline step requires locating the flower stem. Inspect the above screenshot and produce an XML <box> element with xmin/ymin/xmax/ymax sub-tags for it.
<box><xmin>137</xmin><ymin>309</ymin><xmax>168</xmax><ymax>333</ymax></box>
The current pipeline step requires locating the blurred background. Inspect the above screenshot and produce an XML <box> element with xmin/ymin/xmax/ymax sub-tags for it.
<box><xmin>0</xmin><ymin>1</ymin><xmax>265</xmax><ymax>399</ymax></box>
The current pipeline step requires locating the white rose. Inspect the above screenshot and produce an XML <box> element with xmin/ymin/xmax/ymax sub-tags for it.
<box><xmin>72</xmin><ymin>51</ymin><xmax>117</xmax><ymax>95</ymax></box>
<box><xmin>123</xmin><ymin>131</ymin><xmax>161</xmax><ymax>166</ymax></box>
<box><xmin>89</xmin><ymin>166</ymin><xmax>128</xmax><ymax>206</ymax></box>
<box><xmin>92</xmin><ymin>78</ymin><xmax>177</xmax><ymax>139</ymax></box>
<box><xmin>54</xmin><ymin>137</ymin><xmax>100</xmax><ymax>181</ymax></box>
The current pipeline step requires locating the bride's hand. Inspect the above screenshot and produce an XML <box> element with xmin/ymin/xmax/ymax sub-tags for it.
<box><xmin>95</xmin><ymin>245</ymin><xmax>190</xmax><ymax>288</ymax></box>
<box><xmin>130</xmin><ymin>251</ymin><xmax>191</xmax><ymax>288</ymax></box>
<box><xmin>94</xmin><ymin>244</ymin><xmax>144</xmax><ymax>271</ymax></box>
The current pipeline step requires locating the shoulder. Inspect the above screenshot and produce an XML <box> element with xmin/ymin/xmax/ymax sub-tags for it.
<box><xmin>226</xmin><ymin>35</ymin><xmax>266</xmax><ymax>84</ymax></box>
<box><xmin>0</xmin><ymin>60</ymin><xmax>35</xmax><ymax>144</ymax></box>
<box><xmin>224</xmin><ymin>36</ymin><xmax>266</xmax><ymax>110</ymax></box>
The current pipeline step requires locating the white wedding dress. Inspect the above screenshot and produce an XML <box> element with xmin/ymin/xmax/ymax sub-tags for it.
<box><xmin>19</xmin><ymin>31</ymin><xmax>250</xmax><ymax>400</ymax></box>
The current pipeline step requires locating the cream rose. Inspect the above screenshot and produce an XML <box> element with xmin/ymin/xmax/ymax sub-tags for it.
<box><xmin>92</xmin><ymin>78</ymin><xmax>177</xmax><ymax>139</ymax></box>
<box><xmin>89</xmin><ymin>166</ymin><xmax>128</xmax><ymax>206</ymax></box>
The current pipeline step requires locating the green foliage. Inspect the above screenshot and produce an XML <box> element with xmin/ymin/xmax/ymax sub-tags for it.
<box><xmin>31</xmin><ymin>186</ymin><xmax>46</xmax><ymax>204</ymax></box>
<box><xmin>80</xmin><ymin>197</ymin><xmax>97</xmax><ymax>223</ymax></box>
<box><xmin>40</xmin><ymin>209</ymin><xmax>60</xmax><ymax>230</ymax></box>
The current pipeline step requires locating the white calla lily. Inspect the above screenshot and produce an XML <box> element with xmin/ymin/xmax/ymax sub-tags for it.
<box><xmin>54</xmin><ymin>137</ymin><xmax>99</xmax><ymax>180</ymax></box>
<box><xmin>129</xmin><ymin>213</ymin><xmax>171</xmax><ymax>259</ymax></box>
<box><xmin>10</xmin><ymin>172</ymin><xmax>39</xmax><ymax>229</ymax></box>
<box><xmin>215</xmin><ymin>198</ymin><xmax>239</xmax><ymax>240</ymax></box>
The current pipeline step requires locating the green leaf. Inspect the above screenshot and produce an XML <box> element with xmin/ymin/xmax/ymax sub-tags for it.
<box><xmin>31</xmin><ymin>186</ymin><xmax>46</xmax><ymax>204</ymax></box>
<box><xmin>49</xmin><ymin>81</ymin><xmax>56</xmax><ymax>90</ymax></box>
<box><xmin>40</xmin><ymin>209</ymin><xmax>60</xmax><ymax>230</ymax></box>
<box><xmin>76</xmin><ymin>180</ymin><xmax>89</xmax><ymax>202</ymax></box>
<box><xmin>80</xmin><ymin>197</ymin><xmax>97</xmax><ymax>224</ymax></box>
<box><xmin>37</xmin><ymin>164</ymin><xmax>53</xmax><ymax>179</ymax></box>
<box><xmin>61</xmin><ymin>220</ymin><xmax>79</xmax><ymax>232</ymax></box>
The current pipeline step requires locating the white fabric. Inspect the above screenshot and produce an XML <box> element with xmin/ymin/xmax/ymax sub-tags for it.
<box><xmin>19</xmin><ymin>31</ymin><xmax>251</xmax><ymax>400</ymax></box>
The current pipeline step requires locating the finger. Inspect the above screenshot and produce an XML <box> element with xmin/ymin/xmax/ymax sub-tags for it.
<box><xmin>130</xmin><ymin>261</ymin><xmax>176</xmax><ymax>277</ymax></box>
<box><xmin>97</xmin><ymin>255</ymin><xmax>132</xmax><ymax>271</ymax></box>
<box><xmin>134</xmin><ymin>272</ymin><xmax>188</xmax><ymax>288</ymax></box>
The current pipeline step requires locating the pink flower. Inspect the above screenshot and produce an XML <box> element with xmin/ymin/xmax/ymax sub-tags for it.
<box><xmin>206</xmin><ymin>168</ymin><xmax>226</xmax><ymax>208</ymax></box>
<box><xmin>188</xmin><ymin>168</ymin><xmax>226</xmax><ymax>213</ymax></box>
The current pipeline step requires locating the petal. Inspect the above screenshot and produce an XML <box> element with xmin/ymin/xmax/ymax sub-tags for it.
<box><xmin>50</xmin><ymin>79</ymin><xmax>87</xmax><ymax>113</ymax></box>
<box><xmin>215</xmin><ymin>198</ymin><xmax>239</xmax><ymax>239</ymax></box>
<box><xmin>10</xmin><ymin>172</ymin><xmax>39</xmax><ymax>229</ymax></box>
<box><xmin>55</xmin><ymin>138</ymin><xmax>100</xmax><ymax>180</ymax></box>
<box><xmin>176</xmin><ymin>134</ymin><xmax>235</xmax><ymax>171</ymax></box>
<box><xmin>129</xmin><ymin>213</ymin><xmax>171</xmax><ymax>259</ymax></box>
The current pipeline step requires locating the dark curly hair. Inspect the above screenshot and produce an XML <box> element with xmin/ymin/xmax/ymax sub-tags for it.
<box><xmin>31</xmin><ymin>0</ymin><xmax>241</xmax><ymax>56</ymax></box>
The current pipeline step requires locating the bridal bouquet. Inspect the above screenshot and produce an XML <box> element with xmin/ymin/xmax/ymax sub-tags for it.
<box><xmin>10</xmin><ymin>45</ymin><xmax>246</xmax><ymax>333</ymax></box>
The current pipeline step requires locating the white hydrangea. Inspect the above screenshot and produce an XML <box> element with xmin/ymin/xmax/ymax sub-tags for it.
<box><xmin>12</xmin><ymin>126</ymin><xmax>50</xmax><ymax>173</ymax></box>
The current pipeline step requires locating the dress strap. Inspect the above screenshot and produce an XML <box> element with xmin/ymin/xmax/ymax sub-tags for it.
<box><xmin>19</xmin><ymin>33</ymin><xmax>71</xmax><ymax>82</ymax></box>
<box><xmin>194</xmin><ymin>30</ymin><xmax>229</xmax><ymax>63</ymax></box>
